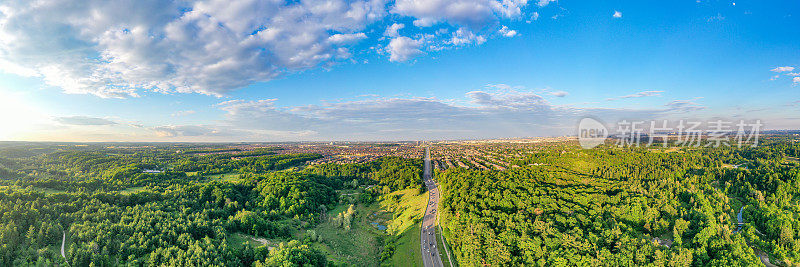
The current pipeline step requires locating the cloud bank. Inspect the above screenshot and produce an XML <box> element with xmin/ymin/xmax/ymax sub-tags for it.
<box><xmin>0</xmin><ymin>0</ymin><xmax>540</xmax><ymax>97</ymax></box>
<box><xmin>55</xmin><ymin>116</ymin><xmax>117</xmax><ymax>126</ymax></box>
<box><xmin>135</xmin><ymin>89</ymin><xmax>688</xmax><ymax>141</ymax></box>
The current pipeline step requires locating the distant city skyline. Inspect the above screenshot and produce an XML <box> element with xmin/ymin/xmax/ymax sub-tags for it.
<box><xmin>0</xmin><ymin>0</ymin><xmax>798</xmax><ymax>142</ymax></box>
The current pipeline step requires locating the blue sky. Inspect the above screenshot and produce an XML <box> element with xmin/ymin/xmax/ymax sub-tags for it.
<box><xmin>0</xmin><ymin>0</ymin><xmax>798</xmax><ymax>141</ymax></box>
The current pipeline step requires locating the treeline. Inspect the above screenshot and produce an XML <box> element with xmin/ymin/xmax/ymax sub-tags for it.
<box><xmin>1</xmin><ymin>153</ymin><xmax>322</xmax><ymax>192</ymax></box>
<box><xmin>172</xmin><ymin>153</ymin><xmax>320</xmax><ymax>174</ymax></box>
<box><xmin>308</xmin><ymin>156</ymin><xmax>423</xmax><ymax>192</ymax></box>
<box><xmin>0</xmin><ymin>145</ymin><xmax>302</xmax><ymax>183</ymax></box>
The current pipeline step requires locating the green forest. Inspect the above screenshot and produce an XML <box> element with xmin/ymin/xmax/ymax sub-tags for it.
<box><xmin>0</xmin><ymin>136</ymin><xmax>799</xmax><ymax>266</ymax></box>
<box><xmin>0</xmin><ymin>143</ymin><xmax>424</xmax><ymax>266</ymax></box>
<box><xmin>437</xmin><ymin>137</ymin><xmax>800</xmax><ymax>266</ymax></box>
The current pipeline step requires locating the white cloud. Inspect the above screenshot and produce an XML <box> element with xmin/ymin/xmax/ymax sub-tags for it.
<box><xmin>384</xmin><ymin>23</ymin><xmax>405</xmax><ymax>37</ymax></box>
<box><xmin>772</xmin><ymin>66</ymin><xmax>795</xmax><ymax>72</ymax></box>
<box><xmin>613</xmin><ymin>10</ymin><xmax>622</xmax><ymax>18</ymax></box>
<box><xmin>387</xmin><ymin>36</ymin><xmax>423</xmax><ymax>62</ymax></box>
<box><xmin>467</xmin><ymin>90</ymin><xmax>547</xmax><ymax>108</ymax></box>
<box><xmin>0</xmin><ymin>0</ymin><xmax>391</xmax><ymax>97</ymax></box>
<box><xmin>664</xmin><ymin>98</ymin><xmax>705</xmax><ymax>113</ymax></box>
<box><xmin>448</xmin><ymin>28</ymin><xmax>487</xmax><ymax>46</ymax></box>
<box><xmin>204</xmin><ymin>90</ymin><xmax>668</xmax><ymax>141</ymax></box>
<box><xmin>0</xmin><ymin>0</ymin><xmax>536</xmax><ymax>98</ymax></box>
<box><xmin>328</xmin><ymin>32</ymin><xmax>368</xmax><ymax>44</ymax></box>
<box><xmin>537</xmin><ymin>0</ymin><xmax>557</xmax><ymax>7</ymax></box>
<box><xmin>11</xmin><ymin>88</ymin><xmax>698</xmax><ymax>141</ymax></box>
<box><xmin>549</xmin><ymin>91</ymin><xmax>568</xmax><ymax>97</ymax></box>
<box><xmin>392</xmin><ymin>0</ymin><xmax>529</xmax><ymax>30</ymax></box>
<box><xmin>499</xmin><ymin>26</ymin><xmax>518</xmax><ymax>37</ymax></box>
<box><xmin>412</xmin><ymin>18</ymin><xmax>438</xmax><ymax>27</ymax></box>
<box><xmin>607</xmin><ymin>90</ymin><xmax>664</xmax><ymax>101</ymax></box>
<box><xmin>770</xmin><ymin>67</ymin><xmax>800</xmax><ymax>84</ymax></box>
<box><xmin>527</xmin><ymin>12</ymin><xmax>540</xmax><ymax>23</ymax></box>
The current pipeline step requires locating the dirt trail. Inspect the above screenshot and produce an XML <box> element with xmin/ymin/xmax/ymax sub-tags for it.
<box><xmin>61</xmin><ymin>231</ymin><xmax>65</xmax><ymax>258</ymax></box>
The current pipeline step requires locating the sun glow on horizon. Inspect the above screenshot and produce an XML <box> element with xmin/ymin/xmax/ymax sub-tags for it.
<box><xmin>0</xmin><ymin>90</ymin><xmax>51</xmax><ymax>140</ymax></box>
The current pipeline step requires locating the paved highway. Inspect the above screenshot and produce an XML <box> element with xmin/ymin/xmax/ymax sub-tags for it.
<box><xmin>420</xmin><ymin>146</ymin><xmax>444</xmax><ymax>267</ymax></box>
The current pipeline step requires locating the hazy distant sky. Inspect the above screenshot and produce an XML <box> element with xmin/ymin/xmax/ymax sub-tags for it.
<box><xmin>0</xmin><ymin>0</ymin><xmax>798</xmax><ymax>141</ymax></box>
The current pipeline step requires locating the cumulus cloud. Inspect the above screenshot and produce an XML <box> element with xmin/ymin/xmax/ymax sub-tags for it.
<box><xmin>537</xmin><ymin>0</ymin><xmax>557</xmax><ymax>7</ymax></box>
<box><xmin>499</xmin><ymin>26</ymin><xmax>518</xmax><ymax>37</ymax></box>
<box><xmin>607</xmin><ymin>90</ymin><xmax>664</xmax><ymax>101</ymax></box>
<box><xmin>328</xmin><ymin>32</ymin><xmax>368</xmax><ymax>44</ymax></box>
<box><xmin>387</xmin><ymin>36</ymin><xmax>423</xmax><ymax>62</ymax></box>
<box><xmin>770</xmin><ymin>66</ymin><xmax>800</xmax><ymax>84</ymax></box>
<box><xmin>0</xmin><ymin>0</ymin><xmax>541</xmax><ymax>97</ymax></box>
<box><xmin>771</xmin><ymin>66</ymin><xmax>795</xmax><ymax>72</ymax></box>
<box><xmin>613</xmin><ymin>10</ymin><xmax>622</xmax><ymax>18</ymax></box>
<box><xmin>55</xmin><ymin>116</ymin><xmax>117</xmax><ymax>126</ymax></box>
<box><xmin>448</xmin><ymin>28</ymin><xmax>487</xmax><ymax>46</ymax></box>
<box><xmin>0</xmin><ymin>0</ymin><xmax>391</xmax><ymax>97</ymax></box>
<box><xmin>392</xmin><ymin>0</ymin><xmax>529</xmax><ymax>30</ymax></box>
<box><xmin>467</xmin><ymin>90</ymin><xmax>548</xmax><ymax>108</ymax></box>
<box><xmin>549</xmin><ymin>91</ymin><xmax>568</xmax><ymax>97</ymax></box>
<box><xmin>527</xmin><ymin>12</ymin><xmax>540</xmax><ymax>23</ymax></box>
<box><xmin>384</xmin><ymin>23</ymin><xmax>405</xmax><ymax>37</ymax></box>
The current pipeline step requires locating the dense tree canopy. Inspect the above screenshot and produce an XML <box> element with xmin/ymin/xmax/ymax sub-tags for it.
<box><xmin>438</xmin><ymin>140</ymin><xmax>800</xmax><ymax>266</ymax></box>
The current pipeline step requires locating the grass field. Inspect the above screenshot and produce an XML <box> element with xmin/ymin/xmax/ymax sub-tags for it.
<box><xmin>390</xmin><ymin>223</ymin><xmax>423</xmax><ymax>267</ymax></box>
<box><xmin>381</xmin><ymin>188</ymin><xmax>427</xmax><ymax>266</ymax></box>
<box><xmin>307</xmin><ymin>188</ymin><xmax>427</xmax><ymax>266</ymax></box>
<box><xmin>436</xmin><ymin>183</ymin><xmax>458</xmax><ymax>267</ymax></box>
<box><xmin>436</xmin><ymin>224</ymin><xmax>456</xmax><ymax>267</ymax></box>
<box><xmin>311</xmin><ymin>202</ymin><xmax>387</xmax><ymax>266</ymax></box>
<box><xmin>206</xmin><ymin>173</ymin><xmax>241</xmax><ymax>182</ymax></box>
<box><xmin>381</xmin><ymin>189</ymin><xmax>427</xmax><ymax>236</ymax></box>
<box><xmin>227</xmin><ymin>232</ymin><xmax>280</xmax><ymax>251</ymax></box>
<box><xmin>120</xmin><ymin>186</ymin><xmax>146</xmax><ymax>195</ymax></box>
